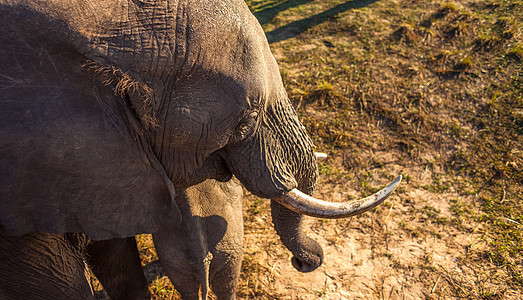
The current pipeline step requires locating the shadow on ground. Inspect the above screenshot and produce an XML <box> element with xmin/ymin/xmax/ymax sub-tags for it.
<box><xmin>259</xmin><ymin>0</ymin><xmax>379</xmax><ymax>43</ymax></box>
<box><xmin>254</xmin><ymin>0</ymin><xmax>315</xmax><ymax>25</ymax></box>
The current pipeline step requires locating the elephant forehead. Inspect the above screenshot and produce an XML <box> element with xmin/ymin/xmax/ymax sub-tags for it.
<box><xmin>183</xmin><ymin>0</ymin><xmax>282</xmax><ymax>98</ymax></box>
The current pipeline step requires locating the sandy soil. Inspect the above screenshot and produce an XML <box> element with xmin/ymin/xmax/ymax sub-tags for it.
<box><xmin>237</xmin><ymin>155</ymin><xmax>477</xmax><ymax>299</ymax></box>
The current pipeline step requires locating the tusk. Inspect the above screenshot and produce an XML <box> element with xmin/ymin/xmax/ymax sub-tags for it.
<box><xmin>314</xmin><ymin>152</ymin><xmax>328</xmax><ymax>161</ymax></box>
<box><xmin>274</xmin><ymin>175</ymin><xmax>402</xmax><ymax>219</ymax></box>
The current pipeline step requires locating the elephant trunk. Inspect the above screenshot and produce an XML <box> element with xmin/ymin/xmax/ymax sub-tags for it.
<box><xmin>225</xmin><ymin>96</ymin><xmax>325</xmax><ymax>272</ymax></box>
<box><xmin>271</xmin><ymin>200</ymin><xmax>323</xmax><ymax>272</ymax></box>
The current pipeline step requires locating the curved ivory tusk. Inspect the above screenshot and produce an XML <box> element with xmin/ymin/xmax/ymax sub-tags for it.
<box><xmin>274</xmin><ymin>175</ymin><xmax>402</xmax><ymax>219</ymax></box>
<box><xmin>314</xmin><ymin>152</ymin><xmax>328</xmax><ymax>161</ymax></box>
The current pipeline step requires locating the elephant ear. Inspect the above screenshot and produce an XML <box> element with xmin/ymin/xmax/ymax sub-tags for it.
<box><xmin>0</xmin><ymin>36</ymin><xmax>180</xmax><ymax>240</ymax></box>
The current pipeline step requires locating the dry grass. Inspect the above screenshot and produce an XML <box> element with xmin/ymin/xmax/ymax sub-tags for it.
<box><xmin>91</xmin><ymin>0</ymin><xmax>522</xmax><ymax>298</ymax></box>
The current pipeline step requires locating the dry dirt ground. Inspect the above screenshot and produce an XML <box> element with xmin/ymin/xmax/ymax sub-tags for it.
<box><xmin>92</xmin><ymin>0</ymin><xmax>522</xmax><ymax>299</ymax></box>
<box><xmin>238</xmin><ymin>165</ymin><xmax>490</xmax><ymax>299</ymax></box>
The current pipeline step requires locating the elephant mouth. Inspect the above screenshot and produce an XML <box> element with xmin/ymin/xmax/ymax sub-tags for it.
<box><xmin>209</xmin><ymin>155</ymin><xmax>234</xmax><ymax>183</ymax></box>
<box><xmin>175</xmin><ymin>153</ymin><xmax>233</xmax><ymax>190</ymax></box>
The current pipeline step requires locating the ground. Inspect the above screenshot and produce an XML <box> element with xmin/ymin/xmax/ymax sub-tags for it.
<box><xmin>92</xmin><ymin>0</ymin><xmax>522</xmax><ymax>298</ymax></box>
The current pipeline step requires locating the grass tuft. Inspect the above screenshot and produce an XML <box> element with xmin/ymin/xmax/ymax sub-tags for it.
<box><xmin>506</xmin><ymin>43</ymin><xmax>523</xmax><ymax>61</ymax></box>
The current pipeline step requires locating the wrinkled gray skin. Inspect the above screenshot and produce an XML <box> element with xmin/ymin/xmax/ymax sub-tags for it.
<box><xmin>0</xmin><ymin>229</ymin><xmax>94</xmax><ymax>299</ymax></box>
<box><xmin>153</xmin><ymin>178</ymin><xmax>244</xmax><ymax>300</ymax></box>
<box><xmin>88</xmin><ymin>178</ymin><xmax>244</xmax><ymax>300</ymax></box>
<box><xmin>91</xmin><ymin>178</ymin><xmax>244</xmax><ymax>300</ymax></box>
<box><xmin>0</xmin><ymin>231</ymin><xmax>149</xmax><ymax>300</ymax></box>
<box><xmin>1</xmin><ymin>0</ymin><xmax>323</xmax><ymax>297</ymax></box>
<box><xmin>0</xmin><ymin>179</ymin><xmax>242</xmax><ymax>300</ymax></box>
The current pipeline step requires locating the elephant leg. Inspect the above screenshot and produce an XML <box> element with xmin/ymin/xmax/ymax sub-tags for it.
<box><xmin>209</xmin><ymin>253</ymin><xmax>243</xmax><ymax>300</ymax></box>
<box><xmin>171</xmin><ymin>276</ymin><xmax>202</xmax><ymax>300</ymax></box>
<box><xmin>86</xmin><ymin>237</ymin><xmax>150</xmax><ymax>300</ymax></box>
<box><xmin>0</xmin><ymin>228</ymin><xmax>95</xmax><ymax>299</ymax></box>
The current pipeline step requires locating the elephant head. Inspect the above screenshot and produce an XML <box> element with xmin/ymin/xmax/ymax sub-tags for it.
<box><xmin>0</xmin><ymin>0</ymin><xmax>400</xmax><ymax>272</ymax></box>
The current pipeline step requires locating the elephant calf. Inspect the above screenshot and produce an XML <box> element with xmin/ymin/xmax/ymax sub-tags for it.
<box><xmin>1</xmin><ymin>178</ymin><xmax>243</xmax><ymax>300</ymax></box>
<box><xmin>89</xmin><ymin>178</ymin><xmax>244</xmax><ymax>300</ymax></box>
<box><xmin>153</xmin><ymin>178</ymin><xmax>244</xmax><ymax>300</ymax></box>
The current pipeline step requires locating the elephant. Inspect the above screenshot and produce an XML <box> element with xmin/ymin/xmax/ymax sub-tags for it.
<box><xmin>0</xmin><ymin>0</ymin><xmax>401</xmax><ymax>298</ymax></box>
<box><xmin>0</xmin><ymin>229</ymin><xmax>94</xmax><ymax>299</ymax></box>
<box><xmin>152</xmin><ymin>178</ymin><xmax>244</xmax><ymax>300</ymax></box>
<box><xmin>0</xmin><ymin>178</ymin><xmax>241</xmax><ymax>300</ymax></box>
<box><xmin>87</xmin><ymin>178</ymin><xmax>244</xmax><ymax>300</ymax></box>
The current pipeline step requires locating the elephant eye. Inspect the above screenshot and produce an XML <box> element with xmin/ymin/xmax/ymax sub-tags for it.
<box><xmin>236</xmin><ymin>122</ymin><xmax>250</xmax><ymax>136</ymax></box>
<box><xmin>232</xmin><ymin>111</ymin><xmax>259</xmax><ymax>142</ymax></box>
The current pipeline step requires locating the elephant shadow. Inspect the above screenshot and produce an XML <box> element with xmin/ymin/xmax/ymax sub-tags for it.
<box><xmin>146</xmin><ymin>214</ymin><xmax>230</xmax><ymax>284</ymax></box>
<box><xmin>264</xmin><ymin>0</ymin><xmax>380</xmax><ymax>43</ymax></box>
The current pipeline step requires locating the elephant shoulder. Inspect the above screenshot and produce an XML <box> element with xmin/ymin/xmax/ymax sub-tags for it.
<box><xmin>0</xmin><ymin>46</ymin><xmax>179</xmax><ymax>239</ymax></box>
